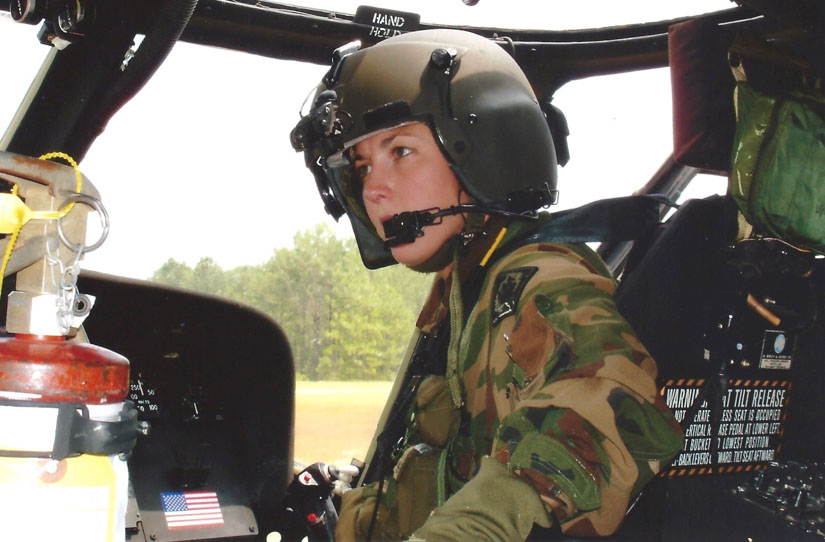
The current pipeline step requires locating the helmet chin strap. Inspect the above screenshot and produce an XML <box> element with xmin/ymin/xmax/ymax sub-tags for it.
<box><xmin>398</xmin><ymin>188</ymin><xmax>475</xmax><ymax>273</ymax></box>
<box><xmin>382</xmin><ymin>205</ymin><xmax>467</xmax><ymax>249</ymax></box>
<box><xmin>388</xmin><ymin>205</ymin><xmax>487</xmax><ymax>274</ymax></box>
<box><xmin>382</xmin><ymin>204</ymin><xmax>529</xmax><ymax>249</ymax></box>
<box><xmin>384</xmin><ymin>185</ymin><xmax>555</xmax><ymax>272</ymax></box>
<box><xmin>381</xmin><ymin>185</ymin><xmax>554</xmax><ymax>250</ymax></box>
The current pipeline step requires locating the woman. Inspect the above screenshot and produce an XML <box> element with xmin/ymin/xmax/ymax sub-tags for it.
<box><xmin>291</xmin><ymin>29</ymin><xmax>682</xmax><ymax>541</ymax></box>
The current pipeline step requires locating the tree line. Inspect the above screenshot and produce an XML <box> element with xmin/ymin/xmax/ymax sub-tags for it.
<box><xmin>151</xmin><ymin>224</ymin><xmax>431</xmax><ymax>381</ymax></box>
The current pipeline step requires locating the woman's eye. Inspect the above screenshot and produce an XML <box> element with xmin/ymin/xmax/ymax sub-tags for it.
<box><xmin>393</xmin><ymin>146</ymin><xmax>412</xmax><ymax>159</ymax></box>
<box><xmin>355</xmin><ymin>163</ymin><xmax>371</xmax><ymax>178</ymax></box>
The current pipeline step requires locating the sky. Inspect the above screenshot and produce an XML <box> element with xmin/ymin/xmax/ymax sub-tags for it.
<box><xmin>0</xmin><ymin>1</ymin><xmax>729</xmax><ymax>279</ymax></box>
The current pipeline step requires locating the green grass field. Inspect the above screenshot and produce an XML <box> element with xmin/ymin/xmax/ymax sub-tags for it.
<box><xmin>294</xmin><ymin>381</ymin><xmax>393</xmax><ymax>467</ymax></box>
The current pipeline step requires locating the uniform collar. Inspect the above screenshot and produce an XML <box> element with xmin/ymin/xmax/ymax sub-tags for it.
<box><xmin>415</xmin><ymin>215</ymin><xmax>514</xmax><ymax>331</ymax></box>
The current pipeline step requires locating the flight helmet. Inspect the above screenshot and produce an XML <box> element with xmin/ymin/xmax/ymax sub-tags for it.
<box><xmin>291</xmin><ymin>29</ymin><xmax>557</xmax><ymax>268</ymax></box>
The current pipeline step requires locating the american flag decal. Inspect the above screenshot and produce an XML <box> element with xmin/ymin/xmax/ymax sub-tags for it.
<box><xmin>161</xmin><ymin>491</ymin><xmax>225</xmax><ymax>530</ymax></box>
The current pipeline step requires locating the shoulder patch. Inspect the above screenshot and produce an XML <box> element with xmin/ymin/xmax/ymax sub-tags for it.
<box><xmin>491</xmin><ymin>266</ymin><xmax>538</xmax><ymax>326</ymax></box>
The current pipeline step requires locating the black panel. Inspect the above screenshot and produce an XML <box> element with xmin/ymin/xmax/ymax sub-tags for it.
<box><xmin>78</xmin><ymin>271</ymin><xmax>294</xmax><ymax>541</ymax></box>
<box><xmin>613</xmin><ymin>196</ymin><xmax>825</xmax><ymax>541</ymax></box>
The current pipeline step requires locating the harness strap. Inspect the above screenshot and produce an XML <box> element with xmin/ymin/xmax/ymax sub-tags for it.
<box><xmin>509</xmin><ymin>194</ymin><xmax>670</xmax><ymax>249</ymax></box>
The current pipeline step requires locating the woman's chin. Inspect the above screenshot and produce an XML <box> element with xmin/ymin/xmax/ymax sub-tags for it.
<box><xmin>389</xmin><ymin>244</ymin><xmax>423</xmax><ymax>267</ymax></box>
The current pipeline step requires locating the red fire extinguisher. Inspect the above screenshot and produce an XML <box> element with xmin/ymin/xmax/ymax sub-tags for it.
<box><xmin>0</xmin><ymin>151</ymin><xmax>140</xmax><ymax>542</ymax></box>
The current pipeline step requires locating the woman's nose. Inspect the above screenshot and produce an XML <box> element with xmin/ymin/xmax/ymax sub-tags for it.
<box><xmin>362</xmin><ymin>165</ymin><xmax>392</xmax><ymax>203</ymax></box>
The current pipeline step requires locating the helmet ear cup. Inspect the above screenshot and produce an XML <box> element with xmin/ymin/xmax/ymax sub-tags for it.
<box><xmin>449</xmin><ymin>71</ymin><xmax>557</xmax><ymax>203</ymax></box>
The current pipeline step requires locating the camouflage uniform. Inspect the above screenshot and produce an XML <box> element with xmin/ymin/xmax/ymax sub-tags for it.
<box><xmin>338</xmin><ymin>216</ymin><xmax>683</xmax><ymax>540</ymax></box>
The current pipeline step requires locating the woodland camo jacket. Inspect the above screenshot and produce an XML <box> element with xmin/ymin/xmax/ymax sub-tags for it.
<box><xmin>415</xmin><ymin>216</ymin><xmax>684</xmax><ymax>536</ymax></box>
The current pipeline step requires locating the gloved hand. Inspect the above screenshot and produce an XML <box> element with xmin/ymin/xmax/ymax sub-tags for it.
<box><xmin>409</xmin><ymin>456</ymin><xmax>552</xmax><ymax>541</ymax></box>
<box><xmin>330</xmin><ymin>464</ymin><xmax>361</xmax><ymax>496</ymax></box>
<box><xmin>288</xmin><ymin>462</ymin><xmax>363</xmax><ymax>542</ymax></box>
<box><xmin>292</xmin><ymin>462</ymin><xmax>362</xmax><ymax>495</ymax></box>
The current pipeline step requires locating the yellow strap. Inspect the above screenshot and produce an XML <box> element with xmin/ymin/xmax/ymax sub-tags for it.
<box><xmin>0</xmin><ymin>193</ymin><xmax>61</xmax><ymax>234</ymax></box>
<box><xmin>38</xmin><ymin>152</ymin><xmax>83</xmax><ymax>217</ymax></box>
<box><xmin>0</xmin><ymin>183</ymin><xmax>23</xmax><ymax>290</ymax></box>
<box><xmin>0</xmin><ymin>152</ymin><xmax>82</xmax><ymax>299</ymax></box>
<box><xmin>479</xmin><ymin>227</ymin><xmax>507</xmax><ymax>267</ymax></box>
<box><xmin>0</xmin><ymin>220</ymin><xmax>23</xmax><ymax>292</ymax></box>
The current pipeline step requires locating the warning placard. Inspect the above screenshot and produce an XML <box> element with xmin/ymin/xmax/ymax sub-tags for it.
<box><xmin>663</xmin><ymin>379</ymin><xmax>790</xmax><ymax>474</ymax></box>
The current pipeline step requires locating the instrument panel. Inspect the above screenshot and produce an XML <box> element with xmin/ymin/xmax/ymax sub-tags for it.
<box><xmin>79</xmin><ymin>272</ymin><xmax>295</xmax><ymax>541</ymax></box>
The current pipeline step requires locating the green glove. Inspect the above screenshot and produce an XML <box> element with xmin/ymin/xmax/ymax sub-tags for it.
<box><xmin>409</xmin><ymin>456</ymin><xmax>552</xmax><ymax>541</ymax></box>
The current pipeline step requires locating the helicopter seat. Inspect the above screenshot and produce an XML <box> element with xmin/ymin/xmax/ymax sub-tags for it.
<box><xmin>614</xmin><ymin>194</ymin><xmax>740</xmax><ymax>375</ymax></box>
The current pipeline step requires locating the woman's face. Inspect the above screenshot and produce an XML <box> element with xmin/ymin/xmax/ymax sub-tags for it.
<box><xmin>355</xmin><ymin>122</ymin><xmax>468</xmax><ymax>270</ymax></box>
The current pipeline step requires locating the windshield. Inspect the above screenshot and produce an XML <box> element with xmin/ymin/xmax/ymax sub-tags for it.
<box><xmin>0</xmin><ymin>10</ymin><xmax>725</xmax><ymax>280</ymax></box>
<box><xmin>0</xmin><ymin>15</ymin><xmax>49</xmax><ymax>134</ymax></box>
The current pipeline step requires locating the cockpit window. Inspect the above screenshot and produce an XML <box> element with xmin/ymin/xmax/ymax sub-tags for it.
<box><xmin>0</xmin><ymin>16</ymin><xmax>50</xmax><ymax>142</ymax></box>
<box><xmin>0</xmin><ymin>7</ymin><xmax>728</xmax><ymax>280</ymax></box>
